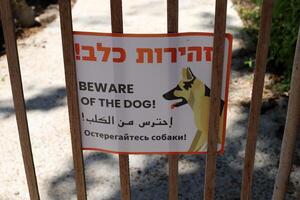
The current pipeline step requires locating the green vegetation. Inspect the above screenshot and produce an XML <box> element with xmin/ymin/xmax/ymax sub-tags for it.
<box><xmin>234</xmin><ymin>0</ymin><xmax>300</xmax><ymax>92</ymax></box>
<box><xmin>12</xmin><ymin>0</ymin><xmax>35</xmax><ymax>27</ymax></box>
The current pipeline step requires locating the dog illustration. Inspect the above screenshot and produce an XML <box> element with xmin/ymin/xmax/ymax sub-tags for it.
<box><xmin>162</xmin><ymin>67</ymin><xmax>224</xmax><ymax>152</ymax></box>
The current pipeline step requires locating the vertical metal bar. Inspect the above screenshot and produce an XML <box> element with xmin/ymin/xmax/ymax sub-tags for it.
<box><xmin>167</xmin><ymin>0</ymin><xmax>178</xmax><ymax>33</ymax></box>
<box><xmin>118</xmin><ymin>155</ymin><xmax>131</xmax><ymax>200</ymax></box>
<box><xmin>272</xmin><ymin>26</ymin><xmax>300</xmax><ymax>200</ymax></box>
<box><xmin>58</xmin><ymin>1</ymin><xmax>87</xmax><ymax>199</ymax></box>
<box><xmin>167</xmin><ymin>1</ymin><xmax>179</xmax><ymax>200</ymax></box>
<box><xmin>204</xmin><ymin>0</ymin><xmax>227</xmax><ymax>199</ymax></box>
<box><xmin>110</xmin><ymin>1</ymin><xmax>131</xmax><ymax>199</ymax></box>
<box><xmin>168</xmin><ymin>155</ymin><xmax>178</xmax><ymax>200</ymax></box>
<box><xmin>240</xmin><ymin>0</ymin><xmax>273</xmax><ymax>199</ymax></box>
<box><xmin>111</xmin><ymin>0</ymin><xmax>123</xmax><ymax>33</ymax></box>
<box><xmin>0</xmin><ymin>0</ymin><xmax>40</xmax><ymax>199</ymax></box>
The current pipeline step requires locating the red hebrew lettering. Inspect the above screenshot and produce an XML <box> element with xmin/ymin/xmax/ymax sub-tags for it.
<box><xmin>164</xmin><ymin>48</ymin><xmax>177</xmax><ymax>63</ymax></box>
<box><xmin>74</xmin><ymin>43</ymin><xmax>80</xmax><ymax>60</ymax></box>
<box><xmin>178</xmin><ymin>47</ymin><xmax>186</xmax><ymax>56</ymax></box>
<box><xmin>136</xmin><ymin>48</ymin><xmax>153</xmax><ymax>63</ymax></box>
<box><xmin>81</xmin><ymin>45</ymin><xmax>97</xmax><ymax>61</ymax></box>
<box><xmin>96</xmin><ymin>43</ymin><xmax>111</xmax><ymax>62</ymax></box>
<box><xmin>187</xmin><ymin>47</ymin><xmax>202</xmax><ymax>62</ymax></box>
<box><xmin>204</xmin><ymin>46</ymin><xmax>213</xmax><ymax>62</ymax></box>
<box><xmin>154</xmin><ymin>48</ymin><xmax>163</xmax><ymax>63</ymax></box>
<box><xmin>112</xmin><ymin>47</ymin><xmax>126</xmax><ymax>63</ymax></box>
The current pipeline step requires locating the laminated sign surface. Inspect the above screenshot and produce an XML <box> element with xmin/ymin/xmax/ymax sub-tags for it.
<box><xmin>74</xmin><ymin>32</ymin><xmax>232</xmax><ymax>154</ymax></box>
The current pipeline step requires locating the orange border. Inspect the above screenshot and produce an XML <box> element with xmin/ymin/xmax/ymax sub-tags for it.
<box><xmin>220</xmin><ymin>33</ymin><xmax>233</xmax><ymax>155</ymax></box>
<box><xmin>83</xmin><ymin>147</ymin><xmax>224</xmax><ymax>155</ymax></box>
<box><xmin>74</xmin><ymin>31</ymin><xmax>233</xmax><ymax>155</ymax></box>
<box><xmin>74</xmin><ymin>31</ymin><xmax>232</xmax><ymax>39</ymax></box>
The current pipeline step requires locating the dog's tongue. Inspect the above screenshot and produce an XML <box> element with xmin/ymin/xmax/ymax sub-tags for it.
<box><xmin>171</xmin><ymin>104</ymin><xmax>176</xmax><ymax>109</ymax></box>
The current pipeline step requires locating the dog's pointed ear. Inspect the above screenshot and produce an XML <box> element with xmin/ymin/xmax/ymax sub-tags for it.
<box><xmin>186</xmin><ymin>67</ymin><xmax>195</xmax><ymax>80</ymax></box>
<box><xmin>182</xmin><ymin>67</ymin><xmax>195</xmax><ymax>80</ymax></box>
<box><xmin>181</xmin><ymin>68</ymin><xmax>188</xmax><ymax>80</ymax></box>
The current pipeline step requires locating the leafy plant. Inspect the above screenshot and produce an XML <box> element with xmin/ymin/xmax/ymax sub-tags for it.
<box><xmin>269</xmin><ymin>0</ymin><xmax>300</xmax><ymax>82</ymax></box>
<box><xmin>234</xmin><ymin>0</ymin><xmax>300</xmax><ymax>92</ymax></box>
<box><xmin>244</xmin><ymin>57</ymin><xmax>255</xmax><ymax>69</ymax></box>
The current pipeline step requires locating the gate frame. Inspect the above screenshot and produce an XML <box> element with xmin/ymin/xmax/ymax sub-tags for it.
<box><xmin>2</xmin><ymin>0</ymin><xmax>300</xmax><ymax>199</ymax></box>
<box><xmin>0</xmin><ymin>0</ymin><xmax>40</xmax><ymax>199</ymax></box>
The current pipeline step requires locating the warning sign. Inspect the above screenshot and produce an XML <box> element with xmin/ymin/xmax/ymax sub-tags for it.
<box><xmin>73</xmin><ymin>32</ymin><xmax>232</xmax><ymax>154</ymax></box>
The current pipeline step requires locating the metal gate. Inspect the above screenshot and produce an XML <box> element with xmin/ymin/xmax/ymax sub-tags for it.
<box><xmin>0</xmin><ymin>0</ymin><xmax>299</xmax><ymax>199</ymax></box>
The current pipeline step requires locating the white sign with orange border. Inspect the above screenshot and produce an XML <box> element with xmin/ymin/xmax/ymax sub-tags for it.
<box><xmin>73</xmin><ymin>32</ymin><xmax>232</xmax><ymax>154</ymax></box>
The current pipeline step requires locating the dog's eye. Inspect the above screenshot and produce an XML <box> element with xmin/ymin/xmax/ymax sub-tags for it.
<box><xmin>175</xmin><ymin>85</ymin><xmax>182</xmax><ymax>91</ymax></box>
<box><xmin>183</xmin><ymin>81</ymin><xmax>193</xmax><ymax>90</ymax></box>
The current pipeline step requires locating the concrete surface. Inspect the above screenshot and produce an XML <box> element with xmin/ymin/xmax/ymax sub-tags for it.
<box><xmin>0</xmin><ymin>0</ymin><xmax>297</xmax><ymax>199</ymax></box>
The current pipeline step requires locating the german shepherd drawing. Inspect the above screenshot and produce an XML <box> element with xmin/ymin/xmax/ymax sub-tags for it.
<box><xmin>162</xmin><ymin>67</ymin><xmax>224</xmax><ymax>152</ymax></box>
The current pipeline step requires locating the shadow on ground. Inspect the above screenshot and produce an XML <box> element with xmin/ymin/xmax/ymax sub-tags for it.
<box><xmin>0</xmin><ymin>87</ymin><xmax>66</xmax><ymax>118</ymax></box>
<box><xmin>47</xmin><ymin>103</ymin><xmax>297</xmax><ymax>200</ymax></box>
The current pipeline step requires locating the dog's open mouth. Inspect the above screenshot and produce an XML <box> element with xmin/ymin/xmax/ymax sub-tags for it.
<box><xmin>171</xmin><ymin>98</ymin><xmax>188</xmax><ymax>109</ymax></box>
<box><xmin>162</xmin><ymin>86</ymin><xmax>188</xmax><ymax>109</ymax></box>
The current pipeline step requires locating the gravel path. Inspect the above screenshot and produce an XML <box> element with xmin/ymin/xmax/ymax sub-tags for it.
<box><xmin>0</xmin><ymin>0</ymin><xmax>298</xmax><ymax>199</ymax></box>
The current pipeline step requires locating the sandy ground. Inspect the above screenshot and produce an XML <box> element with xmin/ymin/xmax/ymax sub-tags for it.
<box><xmin>0</xmin><ymin>0</ymin><xmax>298</xmax><ymax>199</ymax></box>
